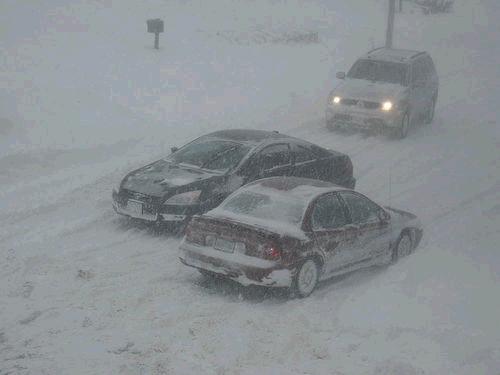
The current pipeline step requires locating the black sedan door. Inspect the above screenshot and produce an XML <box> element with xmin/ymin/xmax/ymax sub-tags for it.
<box><xmin>289</xmin><ymin>143</ymin><xmax>319</xmax><ymax>180</ymax></box>
<box><xmin>256</xmin><ymin>143</ymin><xmax>294</xmax><ymax>179</ymax></box>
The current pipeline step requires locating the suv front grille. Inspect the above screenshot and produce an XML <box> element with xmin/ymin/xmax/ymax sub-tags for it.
<box><xmin>340</xmin><ymin>98</ymin><xmax>381</xmax><ymax>110</ymax></box>
<box><xmin>362</xmin><ymin>101</ymin><xmax>381</xmax><ymax>109</ymax></box>
<box><xmin>340</xmin><ymin>98</ymin><xmax>358</xmax><ymax>106</ymax></box>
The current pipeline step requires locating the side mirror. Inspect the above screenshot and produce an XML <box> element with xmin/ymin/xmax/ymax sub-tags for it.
<box><xmin>170</xmin><ymin>146</ymin><xmax>179</xmax><ymax>154</ymax></box>
<box><xmin>378</xmin><ymin>210</ymin><xmax>390</xmax><ymax>223</ymax></box>
<box><xmin>336</xmin><ymin>71</ymin><xmax>346</xmax><ymax>80</ymax></box>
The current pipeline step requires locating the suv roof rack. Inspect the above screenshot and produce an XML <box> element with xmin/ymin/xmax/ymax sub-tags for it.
<box><xmin>410</xmin><ymin>51</ymin><xmax>426</xmax><ymax>59</ymax></box>
<box><xmin>367</xmin><ymin>46</ymin><xmax>385</xmax><ymax>55</ymax></box>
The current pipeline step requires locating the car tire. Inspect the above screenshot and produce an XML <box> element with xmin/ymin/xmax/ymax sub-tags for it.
<box><xmin>425</xmin><ymin>96</ymin><xmax>436</xmax><ymax>124</ymax></box>
<box><xmin>392</xmin><ymin>231</ymin><xmax>413</xmax><ymax>262</ymax></box>
<box><xmin>292</xmin><ymin>258</ymin><xmax>320</xmax><ymax>298</ymax></box>
<box><xmin>395</xmin><ymin>112</ymin><xmax>410</xmax><ymax>139</ymax></box>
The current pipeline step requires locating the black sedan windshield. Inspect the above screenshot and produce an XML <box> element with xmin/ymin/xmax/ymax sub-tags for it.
<box><xmin>168</xmin><ymin>139</ymin><xmax>250</xmax><ymax>171</ymax></box>
<box><xmin>348</xmin><ymin>59</ymin><xmax>408</xmax><ymax>85</ymax></box>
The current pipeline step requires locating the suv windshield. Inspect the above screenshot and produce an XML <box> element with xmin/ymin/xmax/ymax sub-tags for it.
<box><xmin>168</xmin><ymin>139</ymin><xmax>250</xmax><ymax>171</ymax></box>
<box><xmin>348</xmin><ymin>59</ymin><xmax>408</xmax><ymax>85</ymax></box>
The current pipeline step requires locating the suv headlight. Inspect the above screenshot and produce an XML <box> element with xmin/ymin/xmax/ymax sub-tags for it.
<box><xmin>165</xmin><ymin>190</ymin><xmax>202</xmax><ymax>205</ymax></box>
<box><xmin>381</xmin><ymin>101</ymin><xmax>393</xmax><ymax>111</ymax></box>
<box><xmin>332</xmin><ymin>96</ymin><xmax>341</xmax><ymax>105</ymax></box>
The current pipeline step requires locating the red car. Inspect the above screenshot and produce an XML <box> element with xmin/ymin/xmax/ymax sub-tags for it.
<box><xmin>179</xmin><ymin>177</ymin><xmax>423</xmax><ymax>297</ymax></box>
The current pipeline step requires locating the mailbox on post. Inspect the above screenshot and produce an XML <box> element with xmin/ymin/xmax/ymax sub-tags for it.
<box><xmin>147</xmin><ymin>19</ymin><xmax>164</xmax><ymax>49</ymax></box>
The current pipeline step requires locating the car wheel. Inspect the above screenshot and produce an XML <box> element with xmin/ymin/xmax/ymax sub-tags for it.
<box><xmin>425</xmin><ymin>96</ymin><xmax>436</xmax><ymax>124</ymax></box>
<box><xmin>396</xmin><ymin>112</ymin><xmax>410</xmax><ymax>139</ymax></box>
<box><xmin>392</xmin><ymin>232</ymin><xmax>413</xmax><ymax>262</ymax></box>
<box><xmin>292</xmin><ymin>258</ymin><xmax>320</xmax><ymax>298</ymax></box>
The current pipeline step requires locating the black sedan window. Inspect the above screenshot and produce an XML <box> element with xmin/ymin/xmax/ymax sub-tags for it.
<box><xmin>168</xmin><ymin>140</ymin><xmax>250</xmax><ymax>171</ymax></box>
<box><xmin>258</xmin><ymin>144</ymin><xmax>291</xmax><ymax>170</ymax></box>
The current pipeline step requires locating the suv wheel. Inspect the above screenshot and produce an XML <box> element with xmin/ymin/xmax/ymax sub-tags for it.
<box><xmin>425</xmin><ymin>96</ymin><xmax>436</xmax><ymax>124</ymax></box>
<box><xmin>395</xmin><ymin>112</ymin><xmax>410</xmax><ymax>139</ymax></box>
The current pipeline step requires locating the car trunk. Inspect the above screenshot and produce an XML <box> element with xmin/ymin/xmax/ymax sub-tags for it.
<box><xmin>187</xmin><ymin>215</ymin><xmax>282</xmax><ymax>259</ymax></box>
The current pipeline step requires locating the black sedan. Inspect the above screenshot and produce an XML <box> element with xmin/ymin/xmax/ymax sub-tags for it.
<box><xmin>112</xmin><ymin>129</ymin><xmax>355</xmax><ymax>228</ymax></box>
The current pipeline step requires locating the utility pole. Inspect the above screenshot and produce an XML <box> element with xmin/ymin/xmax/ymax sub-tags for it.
<box><xmin>385</xmin><ymin>0</ymin><xmax>396</xmax><ymax>48</ymax></box>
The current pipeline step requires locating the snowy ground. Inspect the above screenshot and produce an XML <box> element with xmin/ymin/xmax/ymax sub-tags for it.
<box><xmin>1</xmin><ymin>0</ymin><xmax>499</xmax><ymax>374</ymax></box>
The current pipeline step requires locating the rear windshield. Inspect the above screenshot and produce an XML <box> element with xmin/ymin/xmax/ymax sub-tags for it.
<box><xmin>168</xmin><ymin>138</ymin><xmax>250</xmax><ymax>171</ymax></box>
<box><xmin>348</xmin><ymin>59</ymin><xmax>409</xmax><ymax>86</ymax></box>
<box><xmin>220</xmin><ymin>190</ymin><xmax>306</xmax><ymax>226</ymax></box>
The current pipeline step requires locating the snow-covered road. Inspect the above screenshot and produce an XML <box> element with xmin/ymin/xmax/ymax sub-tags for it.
<box><xmin>1</xmin><ymin>1</ymin><xmax>499</xmax><ymax>374</ymax></box>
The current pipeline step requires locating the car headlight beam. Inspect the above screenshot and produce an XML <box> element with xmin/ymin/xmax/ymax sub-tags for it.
<box><xmin>332</xmin><ymin>96</ymin><xmax>341</xmax><ymax>105</ymax></box>
<box><xmin>382</xmin><ymin>101</ymin><xmax>393</xmax><ymax>111</ymax></box>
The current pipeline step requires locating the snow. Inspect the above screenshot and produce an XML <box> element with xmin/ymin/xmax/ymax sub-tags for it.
<box><xmin>1</xmin><ymin>0</ymin><xmax>499</xmax><ymax>374</ymax></box>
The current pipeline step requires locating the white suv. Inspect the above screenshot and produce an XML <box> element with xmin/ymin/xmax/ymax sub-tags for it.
<box><xmin>326</xmin><ymin>48</ymin><xmax>439</xmax><ymax>138</ymax></box>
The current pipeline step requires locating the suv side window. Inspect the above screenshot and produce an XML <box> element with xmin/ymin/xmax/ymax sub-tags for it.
<box><xmin>412</xmin><ymin>58</ymin><xmax>427</xmax><ymax>85</ymax></box>
<box><xmin>423</xmin><ymin>55</ymin><xmax>437</xmax><ymax>79</ymax></box>
<box><xmin>258</xmin><ymin>144</ymin><xmax>291</xmax><ymax>171</ymax></box>
<box><xmin>339</xmin><ymin>191</ymin><xmax>382</xmax><ymax>224</ymax></box>
<box><xmin>311</xmin><ymin>194</ymin><xmax>348</xmax><ymax>230</ymax></box>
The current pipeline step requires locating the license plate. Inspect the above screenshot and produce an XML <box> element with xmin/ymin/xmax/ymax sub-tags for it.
<box><xmin>127</xmin><ymin>200</ymin><xmax>143</xmax><ymax>215</ymax></box>
<box><xmin>214</xmin><ymin>238</ymin><xmax>235</xmax><ymax>253</ymax></box>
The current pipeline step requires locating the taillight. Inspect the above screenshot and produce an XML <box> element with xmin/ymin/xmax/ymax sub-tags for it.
<box><xmin>185</xmin><ymin>225</ymin><xmax>204</xmax><ymax>245</ymax></box>
<box><xmin>261</xmin><ymin>242</ymin><xmax>282</xmax><ymax>261</ymax></box>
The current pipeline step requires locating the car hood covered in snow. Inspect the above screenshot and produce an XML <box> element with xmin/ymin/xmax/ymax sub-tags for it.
<box><xmin>333</xmin><ymin>78</ymin><xmax>408</xmax><ymax>102</ymax></box>
<box><xmin>121</xmin><ymin>159</ymin><xmax>223</xmax><ymax>197</ymax></box>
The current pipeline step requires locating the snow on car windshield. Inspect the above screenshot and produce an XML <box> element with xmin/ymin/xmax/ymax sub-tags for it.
<box><xmin>219</xmin><ymin>189</ymin><xmax>307</xmax><ymax>226</ymax></box>
<box><xmin>168</xmin><ymin>139</ymin><xmax>250</xmax><ymax>171</ymax></box>
<box><xmin>348</xmin><ymin>59</ymin><xmax>408</xmax><ymax>85</ymax></box>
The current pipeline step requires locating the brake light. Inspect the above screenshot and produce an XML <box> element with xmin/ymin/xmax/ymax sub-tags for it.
<box><xmin>261</xmin><ymin>242</ymin><xmax>282</xmax><ymax>260</ymax></box>
<box><xmin>185</xmin><ymin>225</ymin><xmax>204</xmax><ymax>245</ymax></box>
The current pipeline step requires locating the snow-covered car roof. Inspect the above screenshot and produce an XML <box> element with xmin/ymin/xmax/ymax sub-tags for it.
<box><xmin>362</xmin><ymin>47</ymin><xmax>426</xmax><ymax>63</ymax></box>
<box><xmin>242</xmin><ymin>176</ymin><xmax>344</xmax><ymax>202</ymax></box>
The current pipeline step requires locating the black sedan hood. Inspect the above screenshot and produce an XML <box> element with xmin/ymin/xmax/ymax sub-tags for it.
<box><xmin>121</xmin><ymin>159</ymin><xmax>222</xmax><ymax>197</ymax></box>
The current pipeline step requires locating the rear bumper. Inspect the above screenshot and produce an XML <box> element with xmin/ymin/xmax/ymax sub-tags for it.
<box><xmin>326</xmin><ymin>105</ymin><xmax>404</xmax><ymax>131</ymax></box>
<box><xmin>179</xmin><ymin>241</ymin><xmax>292</xmax><ymax>288</ymax></box>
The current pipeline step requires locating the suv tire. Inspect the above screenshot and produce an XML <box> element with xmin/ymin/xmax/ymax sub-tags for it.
<box><xmin>425</xmin><ymin>96</ymin><xmax>437</xmax><ymax>124</ymax></box>
<box><xmin>395</xmin><ymin>112</ymin><xmax>410</xmax><ymax>139</ymax></box>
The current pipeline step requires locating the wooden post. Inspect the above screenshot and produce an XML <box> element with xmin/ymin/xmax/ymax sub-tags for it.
<box><xmin>147</xmin><ymin>19</ymin><xmax>164</xmax><ymax>50</ymax></box>
<box><xmin>154</xmin><ymin>32</ymin><xmax>159</xmax><ymax>49</ymax></box>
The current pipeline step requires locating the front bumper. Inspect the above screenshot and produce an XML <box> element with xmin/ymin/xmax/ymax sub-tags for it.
<box><xmin>112</xmin><ymin>190</ymin><xmax>200</xmax><ymax>223</ymax></box>
<box><xmin>179</xmin><ymin>241</ymin><xmax>292</xmax><ymax>288</ymax></box>
<box><xmin>326</xmin><ymin>105</ymin><xmax>404</xmax><ymax>131</ymax></box>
